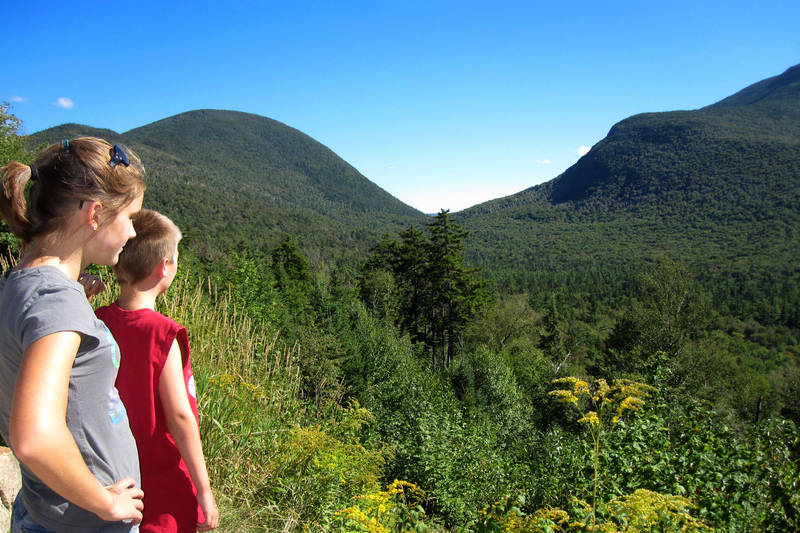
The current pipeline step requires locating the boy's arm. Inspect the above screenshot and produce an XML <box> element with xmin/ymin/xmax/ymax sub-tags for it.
<box><xmin>159</xmin><ymin>339</ymin><xmax>220</xmax><ymax>531</ymax></box>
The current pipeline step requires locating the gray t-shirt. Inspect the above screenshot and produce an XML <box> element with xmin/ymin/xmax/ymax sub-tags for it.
<box><xmin>0</xmin><ymin>266</ymin><xmax>140</xmax><ymax>533</ymax></box>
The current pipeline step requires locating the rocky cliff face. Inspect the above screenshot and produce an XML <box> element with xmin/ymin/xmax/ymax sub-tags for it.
<box><xmin>0</xmin><ymin>447</ymin><xmax>21</xmax><ymax>532</ymax></box>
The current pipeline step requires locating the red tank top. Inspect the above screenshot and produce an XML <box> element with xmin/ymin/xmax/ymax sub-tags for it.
<box><xmin>96</xmin><ymin>303</ymin><xmax>202</xmax><ymax>533</ymax></box>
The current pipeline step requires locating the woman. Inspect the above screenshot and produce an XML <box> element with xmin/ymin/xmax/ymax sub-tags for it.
<box><xmin>0</xmin><ymin>138</ymin><xmax>146</xmax><ymax>532</ymax></box>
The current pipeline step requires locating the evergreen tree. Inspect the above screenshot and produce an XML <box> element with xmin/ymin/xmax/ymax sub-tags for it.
<box><xmin>426</xmin><ymin>211</ymin><xmax>490</xmax><ymax>368</ymax></box>
<box><xmin>271</xmin><ymin>236</ymin><xmax>314</xmax><ymax>310</ymax></box>
<box><xmin>361</xmin><ymin>211</ymin><xmax>489</xmax><ymax>369</ymax></box>
<box><xmin>396</xmin><ymin>225</ymin><xmax>431</xmax><ymax>351</ymax></box>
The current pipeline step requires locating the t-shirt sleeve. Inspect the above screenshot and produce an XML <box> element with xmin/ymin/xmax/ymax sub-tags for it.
<box><xmin>20</xmin><ymin>283</ymin><xmax>98</xmax><ymax>353</ymax></box>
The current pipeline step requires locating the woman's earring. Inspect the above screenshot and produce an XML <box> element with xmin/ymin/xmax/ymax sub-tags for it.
<box><xmin>92</xmin><ymin>222</ymin><xmax>98</xmax><ymax>231</ymax></box>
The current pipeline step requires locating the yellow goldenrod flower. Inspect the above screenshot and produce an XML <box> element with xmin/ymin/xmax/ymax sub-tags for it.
<box><xmin>574</xmin><ymin>379</ymin><xmax>591</xmax><ymax>396</ymax></box>
<box><xmin>549</xmin><ymin>389</ymin><xmax>580</xmax><ymax>404</ymax></box>
<box><xmin>552</xmin><ymin>377</ymin><xmax>579</xmax><ymax>386</ymax></box>
<box><xmin>578</xmin><ymin>411</ymin><xmax>600</xmax><ymax>426</ymax></box>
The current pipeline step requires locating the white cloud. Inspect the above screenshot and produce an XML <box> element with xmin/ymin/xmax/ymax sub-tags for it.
<box><xmin>535</xmin><ymin>159</ymin><xmax>551</xmax><ymax>164</ymax></box>
<box><xmin>577</xmin><ymin>145</ymin><xmax>590</xmax><ymax>156</ymax></box>
<box><xmin>10</xmin><ymin>96</ymin><xmax>25</xmax><ymax>103</ymax></box>
<box><xmin>55</xmin><ymin>97</ymin><xmax>74</xmax><ymax>109</ymax></box>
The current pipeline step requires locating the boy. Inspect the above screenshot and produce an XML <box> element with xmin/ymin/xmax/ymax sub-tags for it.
<box><xmin>96</xmin><ymin>209</ymin><xmax>219</xmax><ymax>533</ymax></box>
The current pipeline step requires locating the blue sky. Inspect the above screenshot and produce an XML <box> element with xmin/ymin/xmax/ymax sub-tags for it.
<box><xmin>4</xmin><ymin>1</ymin><xmax>799</xmax><ymax>213</ymax></box>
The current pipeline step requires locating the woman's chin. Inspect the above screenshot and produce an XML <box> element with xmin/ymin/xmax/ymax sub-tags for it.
<box><xmin>105</xmin><ymin>252</ymin><xmax>122</xmax><ymax>266</ymax></box>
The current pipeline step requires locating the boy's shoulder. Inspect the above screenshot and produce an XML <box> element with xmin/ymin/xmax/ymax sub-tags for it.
<box><xmin>145</xmin><ymin>309</ymin><xmax>188</xmax><ymax>342</ymax></box>
<box><xmin>96</xmin><ymin>303</ymin><xmax>185</xmax><ymax>330</ymax></box>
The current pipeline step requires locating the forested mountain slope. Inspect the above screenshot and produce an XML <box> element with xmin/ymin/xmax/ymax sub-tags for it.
<box><xmin>458</xmin><ymin>64</ymin><xmax>800</xmax><ymax>326</ymax></box>
<box><xmin>24</xmin><ymin>65</ymin><xmax>800</xmax><ymax>326</ymax></box>
<box><xmin>29</xmin><ymin>110</ymin><xmax>426</xmax><ymax>259</ymax></box>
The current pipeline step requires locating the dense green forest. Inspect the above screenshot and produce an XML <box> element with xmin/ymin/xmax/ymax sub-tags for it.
<box><xmin>2</xmin><ymin>63</ymin><xmax>799</xmax><ymax>532</ymax></box>
<box><xmin>457</xmin><ymin>64</ymin><xmax>800</xmax><ymax>331</ymax></box>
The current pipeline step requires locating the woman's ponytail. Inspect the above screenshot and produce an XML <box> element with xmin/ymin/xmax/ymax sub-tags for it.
<box><xmin>0</xmin><ymin>161</ymin><xmax>36</xmax><ymax>242</ymax></box>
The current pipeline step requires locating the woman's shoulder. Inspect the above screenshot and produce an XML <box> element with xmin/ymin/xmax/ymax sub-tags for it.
<box><xmin>2</xmin><ymin>266</ymin><xmax>99</xmax><ymax>352</ymax></box>
<box><xmin>3</xmin><ymin>266</ymin><xmax>83</xmax><ymax>310</ymax></box>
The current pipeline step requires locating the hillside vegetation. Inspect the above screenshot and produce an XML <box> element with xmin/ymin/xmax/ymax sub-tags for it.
<box><xmin>458</xmin><ymin>64</ymin><xmax>800</xmax><ymax>328</ymax></box>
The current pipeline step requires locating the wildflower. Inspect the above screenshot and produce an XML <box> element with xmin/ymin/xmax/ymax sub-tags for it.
<box><xmin>593</xmin><ymin>379</ymin><xmax>610</xmax><ymax>402</ymax></box>
<box><xmin>574</xmin><ymin>379</ymin><xmax>591</xmax><ymax>396</ymax></box>
<box><xmin>552</xmin><ymin>377</ymin><xmax>580</xmax><ymax>386</ymax></box>
<box><xmin>578</xmin><ymin>411</ymin><xmax>600</xmax><ymax>426</ymax></box>
<box><xmin>616</xmin><ymin>396</ymin><xmax>645</xmax><ymax>419</ymax></box>
<box><xmin>549</xmin><ymin>389</ymin><xmax>579</xmax><ymax>405</ymax></box>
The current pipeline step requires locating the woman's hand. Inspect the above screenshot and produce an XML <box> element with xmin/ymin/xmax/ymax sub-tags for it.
<box><xmin>103</xmin><ymin>478</ymin><xmax>144</xmax><ymax>524</ymax></box>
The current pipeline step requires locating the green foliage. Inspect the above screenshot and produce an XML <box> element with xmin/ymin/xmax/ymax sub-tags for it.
<box><xmin>449</xmin><ymin>346</ymin><xmax>532</xmax><ymax>442</ymax></box>
<box><xmin>0</xmin><ymin>102</ymin><xmax>31</xmax><ymax>165</ymax></box>
<box><xmin>604</xmin><ymin>257</ymin><xmax>711</xmax><ymax>380</ymax></box>
<box><xmin>585</xmin><ymin>397</ymin><xmax>800</xmax><ymax>531</ymax></box>
<box><xmin>363</xmin><ymin>211</ymin><xmax>491</xmax><ymax>369</ymax></box>
<box><xmin>271</xmin><ymin>236</ymin><xmax>315</xmax><ymax>310</ymax></box>
<box><xmin>78</xmin><ymin>245</ymin><xmax>800</xmax><ymax>532</ymax></box>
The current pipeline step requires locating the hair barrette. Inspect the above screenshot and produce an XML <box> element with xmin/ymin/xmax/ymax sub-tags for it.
<box><xmin>109</xmin><ymin>144</ymin><xmax>130</xmax><ymax>168</ymax></box>
<box><xmin>61</xmin><ymin>139</ymin><xmax>70</xmax><ymax>151</ymax></box>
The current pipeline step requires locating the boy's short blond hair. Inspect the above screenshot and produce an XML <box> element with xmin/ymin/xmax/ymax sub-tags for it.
<box><xmin>113</xmin><ymin>209</ymin><xmax>182</xmax><ymax>285</ymax></box>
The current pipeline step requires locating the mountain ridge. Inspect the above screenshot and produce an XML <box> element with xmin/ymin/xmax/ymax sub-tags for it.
<box><xmin>707</xmin><ymin>63</ymin><xmax>800</xmax><ymax>108</ymax></box>
<box><xmin>461</xmin><ymin>63</ymin><xmax>800</xmax><ymax>217</ymax></box>
<box><xmin>456</xmin><ymin>63</ymin><xmax>800</xmax><ymax>326</ymax></box>
<box><xmin>28</xmin><ymin>109</ymin><xmax>425</xmax><ymax>258</ymax></box>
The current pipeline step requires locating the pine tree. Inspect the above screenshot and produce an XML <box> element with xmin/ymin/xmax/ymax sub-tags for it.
<box><xmin>362</xmin><ymin>211</ymin><xmax>489</xmax><ymax>369</ymax></box>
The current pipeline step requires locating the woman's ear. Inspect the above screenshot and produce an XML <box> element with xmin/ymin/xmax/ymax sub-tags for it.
<box><xmin>84</xmin><ymin>201</ymin><xmax>103</xmax><ymax>231</ymax></box>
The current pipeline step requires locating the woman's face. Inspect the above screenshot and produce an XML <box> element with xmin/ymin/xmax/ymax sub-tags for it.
<box><xmin>88</xmin><ymin>194</ymin><xmax>143</xmax><ymax>266</ymax></box>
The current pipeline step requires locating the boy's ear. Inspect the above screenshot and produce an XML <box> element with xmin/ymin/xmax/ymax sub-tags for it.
<box><xmin>159</xmin><ymin>258</ymin><xmax>170</xmax><ymax>278</ymax></box>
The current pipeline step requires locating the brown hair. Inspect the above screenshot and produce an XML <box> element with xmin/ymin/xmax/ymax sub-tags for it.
<box><xmin>113</xmin><ymin>209</ymin><xmax>182</xmax><ymax>285</ymax></box>
<box><xmin>0</xmin><ymin>137</ymin><xmax>146</xmax><ymax>245</ymax></box>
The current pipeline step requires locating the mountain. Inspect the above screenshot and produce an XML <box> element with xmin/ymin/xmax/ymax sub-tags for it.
<box><xmin>23</xmin><ymin>66</ymin><xmax>800</xmax><ymax>326</ymax></box>
<box><xmin>457</xmin><ymin>64</ymin><xmax>800</xmax><ymax>326</ymax></box>
<box><xmin>29</xmin><ymin>110</ymin><xmax>425</xmax><ymax>259</ymax></box>
<box><xmin>708</xmin><ymin>63</ymin><xmax>800</xmax><ymax>108</ymax></box>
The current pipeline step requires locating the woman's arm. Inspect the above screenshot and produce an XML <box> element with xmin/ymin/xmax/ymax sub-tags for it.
<box><xmin>9</xmin><ymin>331</ymin><xmax>144</xmax><ymax>524</ymax></box>
<box><xmin>159</xmin><ymin>339</ymin><xmax>219</xmax><ymax>531</ymax></box>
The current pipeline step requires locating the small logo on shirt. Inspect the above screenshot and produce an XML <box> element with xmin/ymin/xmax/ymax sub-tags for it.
<box><xmin>103</xmin><ymin>325</ymin><xmax>121</xmax><ymax>369</ymax></box>
<box><xmin>187</xmin><ymin>375</ymin><xmax>197</xmax><ymax>399</ymax></box>
<box><xmin>107</xmin><ymin>388</ymin><xmax>127</xmax><ymax>425</ymax></box>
